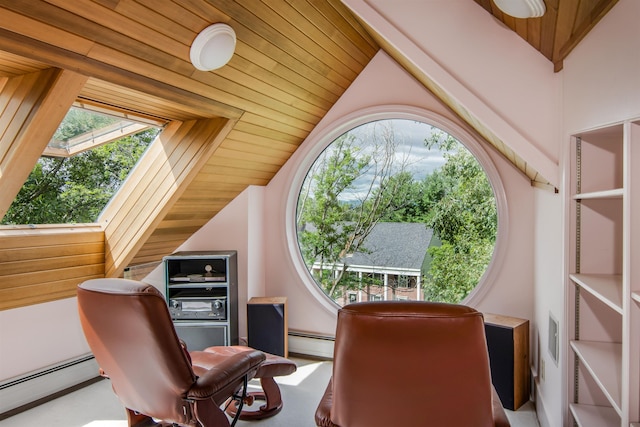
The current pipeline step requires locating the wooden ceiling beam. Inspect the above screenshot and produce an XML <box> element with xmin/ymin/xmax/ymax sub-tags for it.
<box><xmin>0</xmin><ymin>68</ymin><xmax>87</xmax><ymax>221</ymax></box>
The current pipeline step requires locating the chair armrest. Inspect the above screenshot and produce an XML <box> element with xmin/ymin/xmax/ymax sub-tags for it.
<box><xmin>187</xmin><ymin>350</ymin><xmax>265</xmax><ymax>400</ymax></box>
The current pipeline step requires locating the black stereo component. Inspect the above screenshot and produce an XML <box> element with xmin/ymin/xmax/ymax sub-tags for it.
<box><xmin>168</xmin><ymin>287</ymin><xmax>227</xmax><ymax>320</ymax></box>
<box><xmin>169</xmin><ymin>296</ymin><xmax>227</xmax><ymax>320</ymax></box>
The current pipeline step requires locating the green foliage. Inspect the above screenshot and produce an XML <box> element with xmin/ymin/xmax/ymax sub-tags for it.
<box><xmin>296</xmin><ymin>121</ymin><xmax>497</xmax><ymax>304</ymax></box>
<box><xmin>297</xmin><ymin>134</ymin><xmax>369</xmax><ymax>296</ymax></box>
<box><xmin>298</xmin><ymin>120</ymin><xmax>425</xmax><ymax>299</ymax></box>
<box><xmin>424</xmin><ymin>240</ymin><xmax>494</xmax><ymax>302</ymax></box>
<box><xmin>2</xmin><ymin>129</ymin><xmax>156</xmax><ymax>225</ymax></box>
<box><xmin>422</xmin><ymin>132</ymin><xmax>497</xmax><ymax>303</ymax></box>
<box><xmin>53</xmin><ymin>108</ymin><xmax>118</xmax><ymax>143</ymax></box>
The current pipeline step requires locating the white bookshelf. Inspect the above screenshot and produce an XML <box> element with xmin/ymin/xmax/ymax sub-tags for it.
<box><xmin>567</xmin><ymin>120</ymin><xmax>640</xmax><ymax>426</ymax></box>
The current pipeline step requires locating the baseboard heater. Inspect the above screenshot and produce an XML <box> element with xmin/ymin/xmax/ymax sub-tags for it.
<box><xmin>288</xmin><ymin>330</ymin><xmax>335</xmax><ymax>359</ymax></box>
<box><xmin>0</xmin><ymin>354</ymin><xmax>99</xmax><ymax>417</ymax></box>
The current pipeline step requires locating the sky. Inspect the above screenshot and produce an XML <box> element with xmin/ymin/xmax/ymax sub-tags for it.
<box><xmin>312</xmin><ymin>119</ymin><xmax>455</xmax><ymax>202</ymax></box>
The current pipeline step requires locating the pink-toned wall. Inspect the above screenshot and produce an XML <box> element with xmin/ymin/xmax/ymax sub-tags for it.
<box><xmin>0</xmin><ymin>297</ymin><xmax>91</xmax><ymax>379</ymax></box>
<box><xmin>259</xmin><ymin>51</ymin><xmax>535</xmax><ymax>335</ymax></box>
<box><xmin>344</xmin><ymin>0</ymin><xmax>562</xmax><ymax>187</ymax></box>
<box><xmin>173</xmin><ymin>50</ymin><xmax>537</xmax><ymax>338</ymax></box>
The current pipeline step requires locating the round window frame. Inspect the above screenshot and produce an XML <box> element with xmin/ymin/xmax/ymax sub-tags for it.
<box><xmin>285</xmin><ymin>105</ymin><xmax>508</xmax><ymax>314</ymax></box>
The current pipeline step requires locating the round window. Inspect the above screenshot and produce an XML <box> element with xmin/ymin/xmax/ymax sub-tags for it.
<box><xmin>295</xmin><ymin>118</ymin><xmax>498</xmax><ymax>306</ymax></box>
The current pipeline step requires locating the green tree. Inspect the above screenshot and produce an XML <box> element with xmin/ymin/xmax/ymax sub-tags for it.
<box><xmin>297</xmin><ymin>121</ymin><xmax>415</xmax><ymax>299</ymax></box>
<box><xmin>297</xmin><ymin>133</ymin><xmax>369</xmax><ymax>299</ymax></box>
<box><xmin>296</xmin><ymin>120</ymin><xmax>497</xmax><ymax>305</ymax></box>
<box><xmin>2</xmin><ymin>129</ymin><xmax>156</xmax><ymax>225</ymax></box>
<box><xmin>422</xmin><ymin>133</ymin><xmax>497</xmax><ymax>302</ymax></box>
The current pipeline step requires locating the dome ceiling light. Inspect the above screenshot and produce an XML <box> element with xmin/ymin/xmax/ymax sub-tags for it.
<box><xmin>190</xmin><ymin>23</ymin><xmax>236</xmax><ymax>71</ymax></box>
<box><xmin>493</xmin><ymin>0</ymin><xmax>546</xmax><ymax>18</ymax></box>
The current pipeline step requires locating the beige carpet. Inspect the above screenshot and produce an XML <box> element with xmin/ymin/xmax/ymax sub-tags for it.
<box><xmin>0</xmin><ymin>357</ymin><xmax>538</xmax><ymax>427</ymax></box>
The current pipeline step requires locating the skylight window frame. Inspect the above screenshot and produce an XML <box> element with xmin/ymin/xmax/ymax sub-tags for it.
<box><xmin>43</xmin><ymin>100</ymin><xmax>167</xmax><ymax>158</ymax></box>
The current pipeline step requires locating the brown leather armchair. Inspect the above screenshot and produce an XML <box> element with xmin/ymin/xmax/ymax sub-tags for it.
<box><xmin>315</xmin><ymin>301</ymin><xmax>511</xmax><ymax>427</ymax></box>
<box><xmin>77</xmin><ymin>278</ymin><xmax>265</xmax><ymax>427</ymax></box>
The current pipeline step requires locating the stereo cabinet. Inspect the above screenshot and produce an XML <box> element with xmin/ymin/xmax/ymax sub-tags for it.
<box><xmin>164</xmin><ymin>251</ymin><xmax>238</xmax><ymax>350</ymax></box>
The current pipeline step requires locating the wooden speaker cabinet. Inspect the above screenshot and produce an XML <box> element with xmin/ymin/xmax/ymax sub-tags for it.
<box><xmin>247</xmin><ymin>297</ymin><xmax>288</xmax><ymax>357</ymax></box>
<box><xmin>484</xmin><ymin>313</ymin><xmax>530</xmax><ymax>411</ymax></box>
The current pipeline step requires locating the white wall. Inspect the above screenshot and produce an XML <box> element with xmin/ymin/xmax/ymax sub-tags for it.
<box><xmin>343</xmin><ymin>0</ymin><xmax>562</xmax><ymax>187</ymax></box>
<box><xmin>148</xmin><ymin>185</ymin><xmax>267</xmax><ymax>339</ymax></box>
<box><xmin>532</xmin><ymin>188</ymin><xmax>563</xmax><ymax>427</ymax></box>
<box><xmin>0</xmin><ymin>297</ymin><xmax>91</xmax><ymax>380</ymax></box>
<box><xmin>254</xmin><ymin>51</ymin><xmax>534</xmax><ymax>336</ymax></box>
<box><xmin>562</xmin><ymin>0</ymin><xmax>640</xmax><ymax>133</ymax></box>
<box><xmin>555</xmin><ymin>1</ymin><xmax>640</xmax><ymax>425</ymax></box>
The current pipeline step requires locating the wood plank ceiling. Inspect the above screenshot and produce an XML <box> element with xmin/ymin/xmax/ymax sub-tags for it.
<box><xmin>0</xmin><ymin>0</ymin><xmax>378</xmax><ymax>270</ymax></box>
<box><xmin>0</xmin><ymin>0</ymin><xmax>618</xmax><ymax>271</ymax></box>
<box><xmin>473</xmin><ymin>0</ymin><xmax>619</xmax><ymax>72</ymax></box>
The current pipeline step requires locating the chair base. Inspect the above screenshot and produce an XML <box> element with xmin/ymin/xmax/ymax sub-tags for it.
<box><xmin>225</xmin><ymin>377</ymin><xmax>284</xmax><ymax>420</ymax></box>
<box><xmin>126</xmin><ymin>408</ymin><xmax>164</xmax><ymax>426</ymax></box>
<box><xmin>199</xmin><ymin>346</ymin><xmax>297</xmax><ymax>421</ymax></box>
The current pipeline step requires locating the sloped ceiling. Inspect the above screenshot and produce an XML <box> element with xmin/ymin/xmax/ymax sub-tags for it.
<box><xmin>0</xmin><ymin>0</ymin><xmax>616</xmax><ymax>270</ymax></box>
<box><xmin>474</xmin><ymin>0</ymin><xmax>618</xmax><ymax>72</ymax></box>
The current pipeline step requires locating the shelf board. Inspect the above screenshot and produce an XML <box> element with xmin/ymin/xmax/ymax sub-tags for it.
<box><xmin>570</xmin><ymin>341</ymin><xmax>622</xmax><ymax>415</ymax></box>
<box><xmin>570</xmin><ymin>274</ymin><xmax>623</xmax><ymax>314</ymax></box>
<box><xmin>573</xmin><ymin>188</ymin><xmax>624</xmax><ymax>200</ymax></box>
<box><xmin>569</xmin><ymin>403</ymin><xmax>619</xmax><ymax>427</ymax></box>
<box><xmin>632</xmin><ymin>292</ymin><xmax>640</xmax><ymax>305</ymax></box>
<box><xmin>167</xmin><ymin>283</ymin><xmax>228</xmax><ymax>288</ymax></box>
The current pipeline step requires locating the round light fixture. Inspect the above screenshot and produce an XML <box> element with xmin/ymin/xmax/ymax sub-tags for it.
<box><xmin>190</xmin><ymin>23</ymin><xmax>236</xmax><ymax>71</ymax></box>
<box><xmin>493</xmin><ymin>0</ymin><xmax>545</xmax><ymax>18</ymax></box>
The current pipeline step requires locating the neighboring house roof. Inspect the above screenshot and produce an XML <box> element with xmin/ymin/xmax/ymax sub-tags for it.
<box><xmin>346</xmin><ymin>222</ymin><xmax>434</xmax><ymax>271</ymax></box>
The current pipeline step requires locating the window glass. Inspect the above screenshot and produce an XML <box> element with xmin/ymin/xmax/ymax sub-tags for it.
<box><xmin>1</xmin><ymin>105</ymin><xmax>162</xmax><ymax>225</ymax></box>
<box><xmin>295</xmin><ymin>119</ymin><xmax>497</xmax><ymax>306</ymax></box>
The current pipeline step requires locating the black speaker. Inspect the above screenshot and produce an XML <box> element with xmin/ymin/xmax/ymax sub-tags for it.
<box><xmin>247</xmin><ymin>297</ymin><xmax>287</xmax><ymax>357</ymax></box>
<box><xmin>484</xmin><ymin>314</ymin><xmax>529</xmax><ymax>410</ymax></box>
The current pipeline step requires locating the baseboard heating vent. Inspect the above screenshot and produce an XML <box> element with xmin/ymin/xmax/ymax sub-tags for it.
<box><xmin>288</xmin><ymin>330</ymin><xmax>335</xmax><ymax>359</ymax></box>
<box><xmin>0</xmin><ymin>354</ymin><xmax>99</xmax><ymax>417</ymax></box>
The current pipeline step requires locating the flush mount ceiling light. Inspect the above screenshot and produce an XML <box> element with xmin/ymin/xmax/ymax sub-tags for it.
<box><xmin>190</xmin><ymin>23</ymin><xmax>236</xmax><ymax>71</ymax></box>
<box><xmin>493</xmin><ymin>0</ymin><xmax>546</xmax><ymax>18</ymax></box>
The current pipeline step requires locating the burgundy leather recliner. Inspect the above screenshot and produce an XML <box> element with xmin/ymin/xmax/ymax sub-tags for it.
<box><xmin>315</xmin><ymin>301</ymin><xmax>511</xmax><ymax>427</ymax></box>
<box><xmin>77</xmin><ymin>278</ymin><xmax>265</xmax><ymax>427</ymax></box>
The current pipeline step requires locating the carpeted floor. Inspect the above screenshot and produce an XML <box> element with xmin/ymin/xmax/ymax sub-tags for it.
<box><xmin>0</xmin><ymin>357</ymin><xmax>538</xmax><ymax>427</ymax></box>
